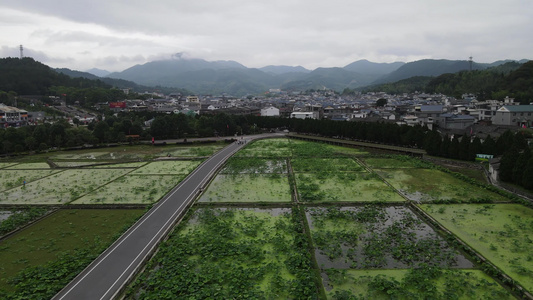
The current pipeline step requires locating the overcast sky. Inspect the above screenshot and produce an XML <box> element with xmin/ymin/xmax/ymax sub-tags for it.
<box><xmin>0</xmin><ymin>0</ymin><xmax>531</xmax><ymax>72</ymax></box>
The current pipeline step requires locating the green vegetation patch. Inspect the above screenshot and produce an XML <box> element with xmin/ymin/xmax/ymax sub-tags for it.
<box><xmin>154</xmin><ymin>144</ymin><xmax>225</xmax><ymax>157</ymax></box>
<box><xmin>0</xmin><ymin>169</ymin><xmax>131</xmax><ymax>204</ymax></box>
<box><xmin>130</xmin><ymin>160</ymin><xmax>201</xmax><ymax>175</ymax></box>
<box><xmin>296</xmin><ymin>173</ymin><xmax>404</xmax><ymax>202</ymax></box>
<box><xmin>0</xmin><ymin>209</ymin><xmax>144</xmax><ymax>294</ymax></box>
<box><xmin>420</xmin><ymin>203</ymin><xmax>533</xmax><ymax>292</ymax></box>
<box><xmin>362</xmin><ymin>155</ymin><xmax>432</xmax><ymax>169</ymax></box>
<box><xmin>307</xmin><ymin>206</ymin><xmax>470</xmax><ymax>269</ymax></box>
<box><xmin>0</xmin><ymin>163</ymin><xmax>17</xmax><ymax>169</ymax></box>
<box><xmin>127</xmin><ymin>208</ymin><xmax>317</xmax><ymax>299</ymax></box>
<box><xmin>221</xmin><ymin>157</ymin><xmax>287</xmax><ymax>174</ymax></box>
<box><xmin>236</xmin><ymin>138</ymin><xmax>291</xmax><ymax>158</ymax></box>
<box><xmin>328</xmin><ymin>145</ymin><xmax>369</xmax><ymax>156</ymax></box>
<box><xmin>73</xmin><ymin>174</ymin><xmax>185</xmax><ymax>204</ymax></box>
<box><xmin>378</xmin><ymin>168</ymin><xmax>508</xmax><ymax>203</ymax></box>
<box><xmin>199</xmin><ymin>174</ymin><xmax>291</xmax><ymax>203</ymax></box>
<box><xmin>291</xmin><ymin>158</ymin><xmax>365</xmax><ymax>173</ymax></box>
<box><xmin>5</xmin><ymin>162</ymin><xmax>51</xmax><ymax>169</ymax></box>
<box><xmin>290</xmin><ymin>140</ymin><xmax>335</xmax><ymax>157</ymax></box>
<box><xmin>325</xmin><ymin>268</ymin><xmax>513</xmax><ymax>299</ymax></box>
<box><xmin>0</xmin><ymin>170</ymin><xmax>60</xmax><ymax>191</ymax></box>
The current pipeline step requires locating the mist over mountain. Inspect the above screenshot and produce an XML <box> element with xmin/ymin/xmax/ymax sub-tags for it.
<box><xmin>68</xmin><ymin>56</ymin><xmax>530</xmax><ymax>96</ymax></box>
<box><xmin>86</xmin><ymin>68</ymin><xmax>110</xmax><ymax>77</ymax></box>
<box><xmin>259</xmin><ymin>65</ymin><xmax>310</xmax><ymax>75</ymax></box>
<box><xmin>343</xmin><ymin>59</ymin><xmax>404</xmax><ymax>75</ymax></box>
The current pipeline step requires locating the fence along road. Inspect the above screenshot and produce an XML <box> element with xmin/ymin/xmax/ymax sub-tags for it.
<box><xmin>53</xmin><ymin>141</ymin><xmax>245</xmax><ymax>300</ymax></box>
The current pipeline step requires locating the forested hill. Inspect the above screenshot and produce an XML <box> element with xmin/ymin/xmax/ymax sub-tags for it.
<box><xmin>0</xmin><ymin>57</ymin><xmax>111</xmax><ymax>95</ymax></box>
<box><xmin>362</xmin><ymin>61</ymin><xmax>533</xmax><ymax>103</ymax></box>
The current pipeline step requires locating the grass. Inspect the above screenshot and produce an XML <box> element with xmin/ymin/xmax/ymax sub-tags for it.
<box><xmin>129</xmin><ymin>160</ymin><xmax>202</xmax><ymax>175</ymax></box>
<box><xmin>419</xmin><ymin>203</ymin><xmax>533</xmax><ymax>293</ymax></box>
<box><xmin>235</xmin><ymin>138</ymin><xmax>292</xmax><ymax>158</ymax></box>
<box><xmin>0</xmin><ymin>209</ymin><xmax>144</xmax><ymax>291</ymax></box>
<box><xmin>5</xmin><ymin>163</ymin><xmax>51</xmax><ymax>169</ymax></box>
<box><xmin>362</xmin><ymin>156</ymin><xmax>432</xmax><ymax>169</ymax></box>
<box><xmin>198</xmin><ymin>174</ymin><xmax>292</xmax><ymax>203</ymax></box>
<box><xmin>378</xmin><ymin>168</ymin><xmax>508</xmax><ymax>202</ymax></box>
<box><xmin>221</xmin><ymin>158</ymin><xmax>287</xmax><ymax>174</ymax></box>
<box><xmin>295</xmin><ymin>173</ymin><xmax>404</xmax><ymax>202</ymax></box>
<box><xmin>291</xmin><ymin>158</ymin><xmax>365</xmax><ymax>173</ymax></box>
<box><xmin>0</xmin><ymin>170</ymin><xmax>60</xmax><ymax>191</ymax></box>
<box><xmin>325</xmin><ymin>268</ymin><xmax>513</xmax><ymax>299</ymax></box>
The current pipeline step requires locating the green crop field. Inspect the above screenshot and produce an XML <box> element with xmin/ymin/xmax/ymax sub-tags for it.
<box><xmin>199</xmin><ymin>174</ymin><xmax>292</xmax><ymax>203</ymax></box>
<box><xmin>0</xmin><ymin>209</ymin><xmax>143</xmax><ymax>296</ymax></box>
<box><xmin>295</xmin><ymin>173</ymin><xmax>404</xmax><ymax>202</ymax></box>
<box><xmin>324</xmin><ymin>268</ymin><xmax>513</xmax><ymax>299</ymax></box>
<box><xmin>377</xmin><ymin>168</ymin><xmax>508</xmax><ymax>203</ymax></box>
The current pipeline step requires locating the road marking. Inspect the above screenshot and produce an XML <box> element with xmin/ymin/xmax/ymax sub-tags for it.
<box><xmin>55</xmin><ymin>142</ymin><xmax>242</xmax><ymax>300</ymax></box>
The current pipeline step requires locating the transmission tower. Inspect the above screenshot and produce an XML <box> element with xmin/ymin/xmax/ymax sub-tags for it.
<box><xmin>20</xmin><ymin>45</ymin><xmax>23</xmax><ymax>59</ymax></box>
<box><xmin>469</xmin><ymin>56</ymin><xmax>473</xmax><ymax>71</ymax></box>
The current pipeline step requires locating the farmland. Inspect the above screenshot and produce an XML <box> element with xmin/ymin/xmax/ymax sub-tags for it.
<box><xmin>0</xmin><ymin>137</ymin><xmax>530</xmax><ymax>299</ymax></box>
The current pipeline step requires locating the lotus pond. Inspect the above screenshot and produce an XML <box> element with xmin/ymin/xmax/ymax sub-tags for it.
<box><xmin>419</xmin><ymin>203</ymin><xmax>533</xmax><ymax>292</ymax></box>
<box><xmin>126</xmin><ymin>208</ymin><xmax>318</xmax><ymax>299</ymax></box>
<box><xmin>198</xmin><ymin>174</ymin><xmax>292</xmax><ymax>203</ymax></box>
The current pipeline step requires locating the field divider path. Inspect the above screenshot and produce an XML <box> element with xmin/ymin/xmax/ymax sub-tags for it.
<box><xmin>52</xmin><ymin>141</ymin><xmax>246</xmax><ymax>300</ymax></box>
<box><xmin>354</xmin><ymin>157</ymin><xmax>410</xmax><ymax>202</ymax></box>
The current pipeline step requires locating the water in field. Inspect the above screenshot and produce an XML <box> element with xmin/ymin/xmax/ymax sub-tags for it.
<box><xmin>306</xmin><ymin>206</ymin><xmax>474</xmax><ymax>270</ymax></box>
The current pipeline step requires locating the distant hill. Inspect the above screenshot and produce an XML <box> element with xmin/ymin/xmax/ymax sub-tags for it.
<box><xmin>343</xmin><ymin>59</ymin><xmax>404</xmax><ymax>75</ymax></box>
<box><xmin>103</xmin><ymin>56</ymin><xmax>531</xmax><ymax>96</ymax></box>
<box><xmin>259</xmin><ymin>65</ymin><xmax>310</xmax><ymax>75</ymax></box>
<box><xmin>373</xmin><ymin>59</ymin><xmax>488</xmax><ymax>84</ymax></box>
<box><xmin>55</xmin><ymin>67</ymin><xmax>191</xmax><ymax>95</ymax></box>
<box><xmin>0</xmin><ymin>57</ymin><xmax>110</xmax><ymax>95</ymax></box>
<box><xmin>86</xmin><ymin>68</ymin><xmax>110</xmax><ymax>77</ymax></box>
<box><xmin>362</xmin><ymin>60</ymin><xmax>532</xmax><ymax>102</ymax></box>
<box><xmin>107</xmin><ymin>57</ymin><xmax>247</xmax><ymax>86</ymax></box>
<box><xmin>280</xmin><ymin>67</ymin><xmax>375</xmax><ymax>92</ymax></box>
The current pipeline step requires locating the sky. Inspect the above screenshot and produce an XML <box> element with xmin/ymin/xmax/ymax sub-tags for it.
<box><xmin>0</xmin><ymin>0</ymin><xmax>532</xmax><ymax>73</ymax></box>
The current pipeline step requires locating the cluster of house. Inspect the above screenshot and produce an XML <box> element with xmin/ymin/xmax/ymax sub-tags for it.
<box><xmin>98</xmin><ymin>90</ymin><xmax>533</xmax><ymax>133</ymax></box>
<box><xmin>4</xmin><ymin>90</ymin><xmax>532</xmax><ymax>135</ymax></box>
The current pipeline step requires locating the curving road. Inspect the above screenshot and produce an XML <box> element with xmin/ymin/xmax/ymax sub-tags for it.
<box><xmin>53</xmin><ymin>140</ymin><xmax>247</xmax><ymax>300</ymax></box>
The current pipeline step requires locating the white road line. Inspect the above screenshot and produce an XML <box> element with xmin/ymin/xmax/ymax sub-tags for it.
<box><xmin>56</xmin><ymin>142</ymin><xmax>241</xmax><ymax>300</ymax></box>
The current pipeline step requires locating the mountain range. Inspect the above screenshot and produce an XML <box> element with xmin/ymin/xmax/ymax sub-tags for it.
<box><xmin>78</xmin><ymin>57</ymin><xmax>530</xmax><ymax>96</ymax></box>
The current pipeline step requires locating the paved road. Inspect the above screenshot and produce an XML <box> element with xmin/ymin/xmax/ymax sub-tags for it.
<box><xmin>53</xmin><ymin>141</ymin><xmax>246</xmax><ymax>300</ymax></box>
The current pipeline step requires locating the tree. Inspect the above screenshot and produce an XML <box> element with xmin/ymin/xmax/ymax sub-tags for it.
<box><xmin>512</xmin><ymin>149</ymin><xmax>531</xmax><ymax>183</ymax></box>
<box><xmin>376</xmin><ymin>98</ymin><xmax>388</xmax><ymax>107</ymax></box>
<box><xmin>521</xmin><ymin>158</ymin><xmax>533</xmax><ymax>189</ymax></box>
<box><xmin>499</xmin><ymin>147</ymin><xmax>519</xmax><ymax>182</ymax></box>
<box><xmin>93</xmin><ymin>121</ymin><xmax>110</xmax><ymax>143</ymax></box>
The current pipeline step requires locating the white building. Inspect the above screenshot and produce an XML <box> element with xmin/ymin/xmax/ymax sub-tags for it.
<box><xmin>260</xmin><ymin>106</ymin><xmax>280</xmax><ymax>117</ymax></box>
<box><xmin>290</xmin><ymin>112</ymin><xmax>318</xmax><ymax>119</ymax></box>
